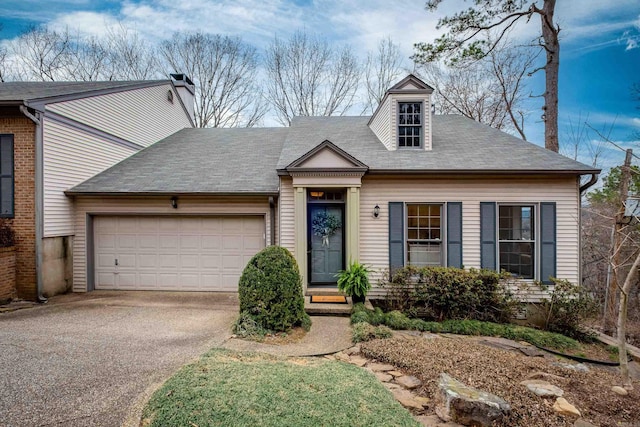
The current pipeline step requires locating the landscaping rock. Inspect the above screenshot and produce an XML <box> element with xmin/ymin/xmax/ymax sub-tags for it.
<box><xmin>374</xmin><ymin>372</ymin><xmax>393</xmax><ymax>382</ymax></box>
<box><xmin>391</xmin><ymin>387</ymin><xmax>427</xmax><ymax>410</ymax></box>
<box><xmin>553</xmin><ymin>397</ymin><xmax>581</xmax><ymax>418</ymax></box>
<box><xmin>526</xmin><ymin>371</ymin><xmax>567</xmax><ymax>383</ymax></box>
<box><xmin>519</xmin><ymin>347</ymin><xmax>545</xmax><ymax>357</ymax></box>
<box><xmin>334</xmin><ymin>352</ymin><xmax>349</xmax><ymax>362</ymax></box>
<box><xmin>553</xmin><ymin>362</ymin><xmax>590</xmax><ymax>372</ymax></box>
<box><xmin>344</xmin><ymin>345</ymin><xmax>360</xmax><ymax>355</ymax></box>
<box><xmin>437</xmin><ymin>373</ymin><xmax>511</xmax><ymax>427</ymax></box>
<box><xmin>347</xmin><ymin>355</ymin><xmax>368</xmax><ymax>367</ymax></box>
<box><xmin>367</xmin><ymin>362</ymin><xmax>395</xmax><ymax>371</ymax></box>
<box><xmin>611</xmin><ymin>386</ymin><xmax>628</xmax><ymax>396</ymax></box>
<box><xmin>519</xmin><ymin>379</ymin><xmax>564</xmax><ymax>397</ymax></box>
<box><xmin>388</xmin><ymin>370</ymin><xmax>404</xmax><ymax>377</ymax></box>
<box><xmin>397</xmin><ymin>375</ymin><xmax>423</xmax><ymax>389</ymax></box>
<box><xmin>416</xmin><ymin>414</ymin><xmax>464</xmax><ymax>427</ymax></box>
<box><xmin>574</xmin><ymin>419</ymin><xmax>597</xmax><ymax>427</ymax></box>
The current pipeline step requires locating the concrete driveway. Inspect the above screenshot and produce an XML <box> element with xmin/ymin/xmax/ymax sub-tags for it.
<box><xmin>0</xmin><ymin>291</ymin><xmax>239</xmax><ymax>427</ymax></box>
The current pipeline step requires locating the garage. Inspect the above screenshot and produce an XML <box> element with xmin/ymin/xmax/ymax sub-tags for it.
<box><xmin>94</xmin><ymin>215</ymin><xmax>265</xmax><ymax>291</ymax></box>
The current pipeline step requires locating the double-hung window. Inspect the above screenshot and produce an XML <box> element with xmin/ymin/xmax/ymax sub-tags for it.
<box><xmin>398</xmin><ymin>102</ymin><xmax>422</xmax><ymax>148</ymax></box>
<box><xmin>498</xmin><ymin>205</ymin><xmax>535</xmax><ymax>279</ymax></box>
<box><xmin>406</xmin><ymin>203</ymin><xmax>442</xmax><ymax>267</ymax></box>
<box><xmin>0</xmin><ymin>134</ymin><xmax>14</xmax><ymax>218</ymax></box>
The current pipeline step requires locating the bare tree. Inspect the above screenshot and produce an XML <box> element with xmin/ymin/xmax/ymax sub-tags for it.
<box><xmin>106</xmin><ymin>24</ymin><xmax>160</xmax><ymax>80</ymax></box>
<box><xmin>418</xmin><ymin>42</ymin><xmax>533</xmax><ymax>139</ymax></box>
<box><xmin>265</xmin><ymin>30</ymin><xmax>360</xmax><ymax>126</ymax></box>
<box><xmin>160</xmin><ymin>32</ymin><xmax>265</xmax><ymax>128</ymax></box>
<box><xmin>363</xmin><ymin>36</ymin><xmax>405</xmax><ymax>114</ymax></box>
<box><xmin>11</xmin><ymin>26</ymin><xmax>71</xmax><ymax>81</ymax></box>
<box><xmin>66</xmin><ymin>34</ymin><xmax>112</xmax><ymax>81</ymax></box>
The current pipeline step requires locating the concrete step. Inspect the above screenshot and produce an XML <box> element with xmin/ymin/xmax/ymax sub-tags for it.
<box><xmin>304</xmin><ymin>296</ymin><xmax>374</xmax><ymax>316</ymax></box>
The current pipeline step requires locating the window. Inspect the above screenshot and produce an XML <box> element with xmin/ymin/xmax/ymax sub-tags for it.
<box><xmin>398</xmin><ymin>102</ymin><xmax>422</xmax><ymax>148</ymax></box>
<box><xmin>406</xmin><ymin>204</ymin><xmax>442</xmax><ymax>266</ymax></box>
<box><xmin>0</xmin><ymin>134</ymin><xmax>13</xmax><ymax>218</ymax></box>
<box><xmin>499</xmin><ymin>205</ymin><xmax>534</xmax><ymax>279</ymax></box>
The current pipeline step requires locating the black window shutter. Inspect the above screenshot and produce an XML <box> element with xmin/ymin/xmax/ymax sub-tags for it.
<box><xmin>0</xmin><ymin>134</ymin><xmax>14</xmax><ymax>218</ymax></box>
<box><xmin>446</xmin><ymin>202</ymin><xmax>463</xmax><ymax>268</ymax></box>
<box><xmin>480</xmin><ymin>202</ymin><xmax>497</xmax><ymax>270</ymax></box>
<box><xmin>388</xmin><ymin>202</ymin><xmax>404</xmax><ymax>276</ymax></box>
<box><xmin>540</xmin><ymin>202</ymin><xmax>557</xmax><ymax>284</ymax></box>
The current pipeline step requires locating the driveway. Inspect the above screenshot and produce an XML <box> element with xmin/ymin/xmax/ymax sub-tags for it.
<box><xmin>0</xmin><ymin>291</ymin><xmax>239</xmax><ymax>427</ymax></box>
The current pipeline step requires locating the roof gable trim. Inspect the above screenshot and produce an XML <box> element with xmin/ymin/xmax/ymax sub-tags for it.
<box><xmin>285</xmin><ymin>140</ymin><xmax>369</xmax><ymax>171</ymax></box>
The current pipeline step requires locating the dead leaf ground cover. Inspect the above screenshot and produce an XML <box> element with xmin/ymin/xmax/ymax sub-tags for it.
<box><xmin>361</xmin><ymin>335</ymin><xmax>640</xmax><ymax>427</ymax></box>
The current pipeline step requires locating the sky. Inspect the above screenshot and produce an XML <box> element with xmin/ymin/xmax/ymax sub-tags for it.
<box><xmin>0</xmin><ymin>0</ymin><xmax>639</xmax><ymax>172</ymax></box>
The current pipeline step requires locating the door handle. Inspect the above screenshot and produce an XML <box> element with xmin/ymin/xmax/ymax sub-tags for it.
<box><xmin>115</xmin><ymin>259</ymin><xmax>118</xmax><ymax>266</ymax></box>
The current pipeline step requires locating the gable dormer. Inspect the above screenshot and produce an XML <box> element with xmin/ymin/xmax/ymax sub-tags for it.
<box><xmin>368</xmin><ymin>74</ymin><xmax>434</xmax><ymax>151</ymax></box>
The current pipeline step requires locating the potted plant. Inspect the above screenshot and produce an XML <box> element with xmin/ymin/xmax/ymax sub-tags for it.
<box><xmin>336</xmin><ymin>260</ymin><xmax>371</xmax><ymax>304</ymax></box>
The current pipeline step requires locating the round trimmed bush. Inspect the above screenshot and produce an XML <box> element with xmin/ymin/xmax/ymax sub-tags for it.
<box><xmin>238</xmin><ymin>246</ymin><xmax>311</xmax><ymax>333</ymax></box>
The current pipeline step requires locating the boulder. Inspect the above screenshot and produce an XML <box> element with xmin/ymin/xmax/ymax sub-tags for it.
<box><xmin>437</xmin><ymin>373</ymin><xmax>511</xmax><ymax>427</ymax></box>
<box><xmin>519</xmin><ymin>379</ymin><xmax>564</xmax><ymax>397</ymax></box>
<box><xmin>553</xmin><ymin>397</ymin><xmax>581</xmax><ymax>418</ymax></box>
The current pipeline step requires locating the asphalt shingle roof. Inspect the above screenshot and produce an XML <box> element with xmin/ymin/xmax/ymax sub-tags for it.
<box><xmin>0</xmin><ymin>80</ymin><xmax>166</xmax><ymax>103</ymax></box>
<box><xmin>68</xmin><ymin>128</ymin><xmax>288</xmax><ymax>194</ymax></box>
<box><xmin>68</xmin><ymin>114</ymin><xmax>597</xmax><ymax>195</ymax></box>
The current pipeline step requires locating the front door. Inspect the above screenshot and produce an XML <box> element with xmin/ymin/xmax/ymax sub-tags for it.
<box><xmin>308</xmin><ymin>204</ymin><xmax>345</xmax><ymax>285</ymax></box>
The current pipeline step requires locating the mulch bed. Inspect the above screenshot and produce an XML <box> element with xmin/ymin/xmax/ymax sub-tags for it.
<box><xmin>361</xmin><ymin>335</ymin><xmax>640</xmax><ymax>427</ymax></box>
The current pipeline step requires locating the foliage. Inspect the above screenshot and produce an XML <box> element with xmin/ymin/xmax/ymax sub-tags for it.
<box><xmin>379</xmin><ymin>266</ymin><xmax>519</xmax><ymax>322</ymax></box>
<box><xmin>536</xmin><ymin>278</ymin><xmax>599</xmax><ymax>342</ymax></box>
<box><xmin>336</xmin><ymin>260</ymin><xmax>371</xmax><ymax>298</ymax></box>
<box><xmin>413</xmin><ymin>0</ymin><xmax>560</xmax><ymax>152</ymax></box>
<box><xmin>0</xmin><ymin>221</ymin><xmax>15</xmax><ymax>248</ymax></box>
<box><xmin>143</xmin><ymin>349</ymin><xmax>419</xmax><ymax>427</ymax></box>
<box><xmin>238</xmin><ymin>246</ymin><xmax>310</xmax><ymax>334</ymax></box>
<box><xmin>311</xmin><ymin>210</ymin><xmax>341</xmax><ymax>238</ymax></box>
<box><xmin>587</xmin><ymin>165</ymin><xmax>640</xmax><ymax>205</ymax></box>
<box><xmin>351</xmin><ymin>322</ymin><xmax>393</xmax><ymax>343</ymax></box>
<box><xmin>233</xmin><ymin>311</ymin><xmax>269</xmax><ymax>339</ymax></box>
<box><xmin>350</xmin><ymin>307</ymin><xmax>580</xmax><ymax>350</ymax></box>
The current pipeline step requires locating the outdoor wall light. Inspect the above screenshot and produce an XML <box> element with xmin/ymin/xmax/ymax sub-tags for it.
<box><xmin>171</xmin><ymin>196</ymin><xmax>178</xmax><ymax>209</ymax></box>
<box><xmin>373</xmin><ymin>204</ymin><xmax>380</xmax><ymax>218</ymax></box>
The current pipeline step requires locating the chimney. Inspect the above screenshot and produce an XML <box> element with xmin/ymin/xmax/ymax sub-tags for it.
<box><xmin>170</xmin><ymin>73</ymin><xmax>195</xmax><ymax>124</ymax></box>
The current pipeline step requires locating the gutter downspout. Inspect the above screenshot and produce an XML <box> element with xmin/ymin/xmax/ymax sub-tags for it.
<box><xmin>20</xmin><ymin>105</ymin><xmax>47</xmax><ymax>303</ymax></box>
<box><xmin>580</xmin><ymin>173</ymin><xmax>599</xmax><ymax>194</ymax></box>
<box><xmin>269</xmin><ymin>196</ymin><xmax>276</xmax><ymax>246</ymax></box>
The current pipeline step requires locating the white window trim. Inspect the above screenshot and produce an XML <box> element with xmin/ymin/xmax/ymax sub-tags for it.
<box><xmin>397</xmin><ymin>100</ymin><xmax>425</xmax><ymax>149</ymax></box>
<box><xmin>496</xmin><ymin>203</ymin><xmax>540</xmax><ymax>281</ymax></box>
<box><xmin>404</xmin><ymin>202</ymin><xmax>447</xmax><ymax>267</ymax></box>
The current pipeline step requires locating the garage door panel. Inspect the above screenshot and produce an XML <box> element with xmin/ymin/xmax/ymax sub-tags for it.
<box><xmin>95</xmin><ymin>215</ymin><xmax>265</xmax><ymax>291</ymax></box>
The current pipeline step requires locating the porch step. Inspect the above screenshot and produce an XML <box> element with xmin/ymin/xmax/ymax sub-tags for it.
<box><xmin>304</xmin><ymin>296</ymin><xmax>374</xmax><ymax>316</ymax></box>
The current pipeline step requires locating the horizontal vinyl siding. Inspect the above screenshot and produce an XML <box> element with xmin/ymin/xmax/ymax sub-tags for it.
<box><xmin>359</xmin><ymin>176</ymin><xmax>579</xmax><ymax>299</ymax></box>
<box><xmin>46</xmin><ymin>84</ymin><xmax>191</xmax><ymax>147</ymax></box>
<box><xmin>279</xmin><ymin>177</ymin><xmax>295</xmax><ymax>255</ymax></box>
<box><xmin>43</xmin><ymin>118</ymin><xmax>137</xmax><ymax>237</ymax></box>
<box><xmin>369</xmin><ymin>96</ymin><xmax>392</xmax><ymax>150</ymax></box>
<box><xmin>72</xmin><ymin>196</ymin><xmax>271</xmax><ymax>292</ymax></box>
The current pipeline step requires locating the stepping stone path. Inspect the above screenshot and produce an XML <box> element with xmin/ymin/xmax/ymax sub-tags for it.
<box><xmin>328</xmin><ymin>347</ymin><xmax>464</xmax><ymax>427</ymax></box>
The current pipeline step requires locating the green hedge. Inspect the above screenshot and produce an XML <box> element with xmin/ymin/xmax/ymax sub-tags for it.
<box><xmin>237</xmin><ymin>246</ymin><xmax>310</xmax><ymax>333</ymax></box>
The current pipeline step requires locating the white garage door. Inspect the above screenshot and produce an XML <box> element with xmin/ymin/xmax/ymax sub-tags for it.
<box><xmin>94</xmin><ymin>216</ymin><xmax>265</xmax><ymax>291</ymax></box>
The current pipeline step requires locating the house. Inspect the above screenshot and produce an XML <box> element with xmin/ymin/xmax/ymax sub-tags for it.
<box><xmin>63</xmin><ymin>75</ymin><xmax>599</xmax><ymax>299</ymax></box>
<box><xmin>0</xmin><ymin>75</ymin><xmax>194</xmax><ymax>301</ymax></box>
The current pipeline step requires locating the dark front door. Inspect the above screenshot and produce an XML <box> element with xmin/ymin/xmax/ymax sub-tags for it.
<box><xmin>308</xmin><ymin>204</ymin><xmax>345</xmax><ymax>285</ymax></box>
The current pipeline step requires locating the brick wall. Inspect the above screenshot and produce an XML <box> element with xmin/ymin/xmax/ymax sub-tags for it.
<box><xmin>0</xmin><ymin>247</ymin><xmax>16</xmax><ymax>302</ymax></box>
<box><xmin>0</xmin><ymin>116</ymin><xmax>36</xmax><ymax>299</ymax></box>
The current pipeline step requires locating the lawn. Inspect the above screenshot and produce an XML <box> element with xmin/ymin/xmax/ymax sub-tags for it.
<box><xmin>142</xmin><ymin>349</ymin><xmax>419</xmax><ymax>427</ymax></box>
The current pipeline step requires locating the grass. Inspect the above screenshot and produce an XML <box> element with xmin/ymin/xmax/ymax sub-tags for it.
<box><xmin>351</xmin><ymin>306</ymin><xmax>580</xmax><ymax>350</ymax></box>
<box><xmin>142</xmin><ymin>349</ymin><xmax>419</xmax><ymax>427</ymax></box>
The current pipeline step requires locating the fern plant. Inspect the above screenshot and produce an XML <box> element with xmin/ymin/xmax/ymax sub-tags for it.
<box><xmin>337</xmin><ymin>260</ymin><xmax>371</xmax><ymax>303</ymax></box>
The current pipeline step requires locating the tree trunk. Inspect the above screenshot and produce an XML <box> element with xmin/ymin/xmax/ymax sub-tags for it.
<box><xmin>618</xmin><ymin>249</ymin><xmax>640</xmax><ymax>390</ymax></box>
<box><xmin>541</xmin><ymin>0</ymin><xmax>559</xmax><ymax>153</ymax></box>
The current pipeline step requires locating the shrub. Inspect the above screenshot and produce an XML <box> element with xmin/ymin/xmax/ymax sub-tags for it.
<box><xmin>336</xmin><ymin>260</ymin><xmax>371</xmax><ymax>300</ymax></box>
<box><xmin>350</xmin><ymin>310</ymin><xmax>370</xmax><ymax>325</ymax></box>
<box><xmin>352</xmin><ymin>322</ymin><xmax>393</xmax><ymax>343</ymax></box>
<box><xmin>233</xmin><ymin>311</ymin><xmax>268</xmax><ymax>339</ymax></box>
<box><xmin>0</xmin><ymin>221</ymin><xmax>15</xmax><ymax>248</ymax></box>
<box><xmin>238</xmin><ymin>246</ymin><xmax>311</xmax><ymax>333</ymax></box>
<box><xmin>384</xmin><ymin>310</ymin><xmax>412</xmax><ymax>330</ymax></box>
<box><xmin>379</xmin><ymin>266</ymin><xmax>519</xmax><ymax>322</ymax></box>
<box><xmin>536</xmin><ymin>278</ymin><xmax>598</xmax><ymax>341</ymax></box>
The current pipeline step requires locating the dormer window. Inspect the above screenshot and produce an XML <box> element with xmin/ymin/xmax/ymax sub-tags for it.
<box><xmin>398</xmin><ymin>102</ymin><xmax>422</xmax><ymax>148</ymax></box>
